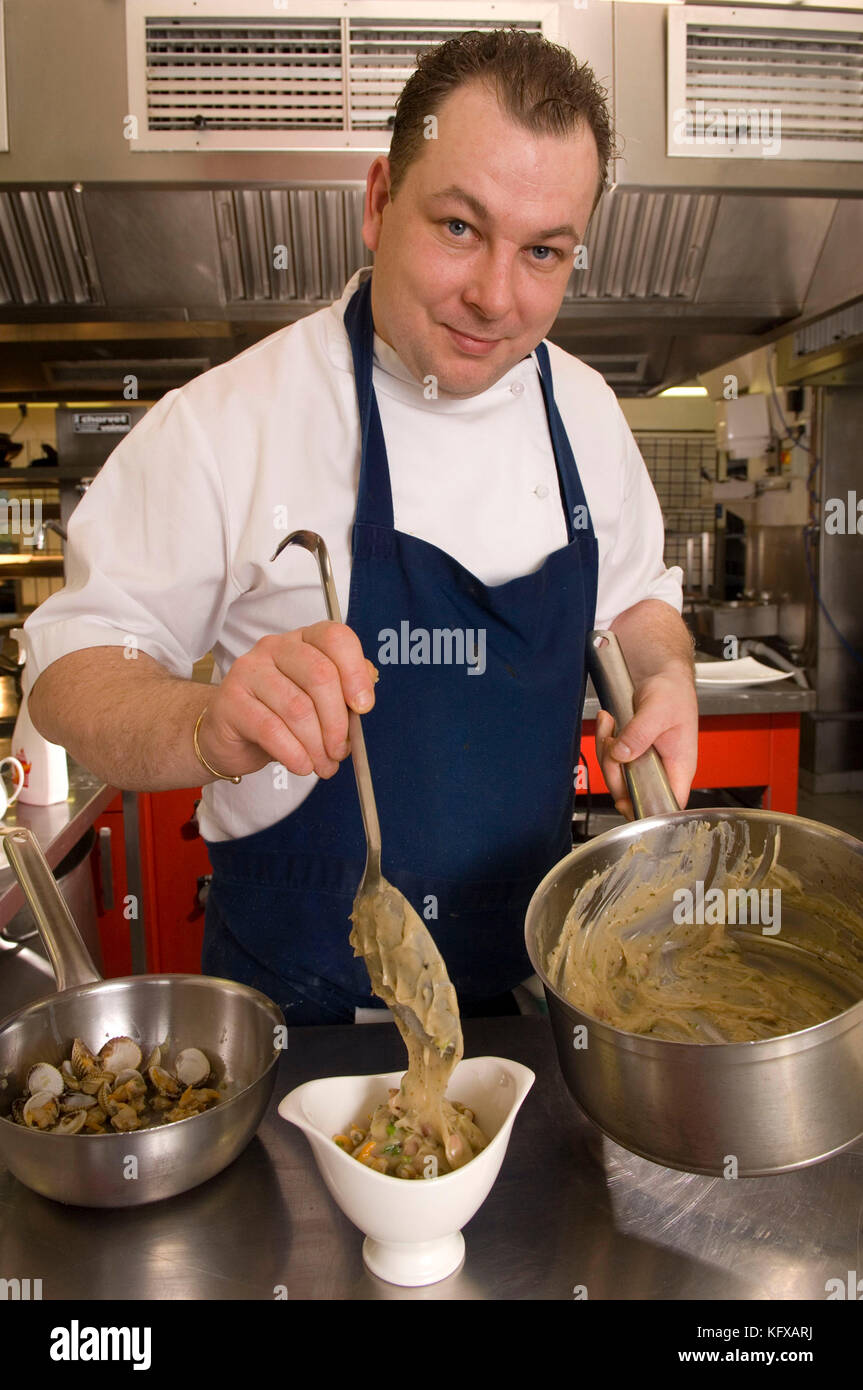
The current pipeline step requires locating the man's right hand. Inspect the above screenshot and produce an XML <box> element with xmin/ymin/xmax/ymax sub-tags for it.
<box><xmin>197</xmin><ymin>621</ymin><xmax>378</xmax><ymax>781</ymax></box>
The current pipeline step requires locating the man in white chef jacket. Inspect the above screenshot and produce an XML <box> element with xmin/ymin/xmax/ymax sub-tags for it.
<box><xmin>23</xmin><ymin>29</ymin><xmax>698</xmax><ymax>1021</ymax></box>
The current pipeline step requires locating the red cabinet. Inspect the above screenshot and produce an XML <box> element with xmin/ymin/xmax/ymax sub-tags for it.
<box><xmin>94</xmin><ymin>788</ymin><xmax>212</xmax><ymax>977</ymax></box>
<box><xmin>579</xmin><ymin>713</ymin><xmax>801</xmax><ymax>813</ymax></box>
<box><xmin>137</xmin><ymin>787</ymin><xmax>212</xmax><ymax>974</ymax></box>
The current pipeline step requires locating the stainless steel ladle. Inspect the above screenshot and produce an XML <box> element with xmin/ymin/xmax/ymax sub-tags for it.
<box><xmin>271</xmin><ymin>530</ymin><xmax>461</xmax><ymax>1059</ymax></box>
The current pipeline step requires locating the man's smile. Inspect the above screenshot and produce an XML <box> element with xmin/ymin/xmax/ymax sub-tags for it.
<box><xmin>443</xmin><ymin>324</ymin><xmax>503</xmax><ymax>356</ymax></box>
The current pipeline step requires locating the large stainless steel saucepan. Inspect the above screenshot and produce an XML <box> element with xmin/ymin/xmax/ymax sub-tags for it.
<box><xmin>525</xmin><ymin>631</ymin><xmax>863</xmax><ymax>1176</ymax></box>
<box><xmin>0</xmin><ymin>825</ymin><xmax>284</xmax><ymax>1206</ymax></box>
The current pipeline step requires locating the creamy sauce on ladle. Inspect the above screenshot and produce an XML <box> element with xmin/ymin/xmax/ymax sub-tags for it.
<box><xmin>349</xmin><ymin>885</ymin><xmax>488</xmax><ymax>1173</ymax></box>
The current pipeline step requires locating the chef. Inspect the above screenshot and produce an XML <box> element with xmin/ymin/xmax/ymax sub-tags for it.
<box><xmin>25</xmin><ymin>30</ymin><xmax>698</xmax><ymax>1024</ymax></box>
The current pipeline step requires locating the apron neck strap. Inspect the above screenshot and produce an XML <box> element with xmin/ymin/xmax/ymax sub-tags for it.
<box><xmin>533</xmin><ymin>340</ymin><xmax>592</xmax><ymax>544</ymax></box>
<box><xmin>343</xmin><ymin>271</ymin><xmax>395</xmax><ymax>531</ymax></box>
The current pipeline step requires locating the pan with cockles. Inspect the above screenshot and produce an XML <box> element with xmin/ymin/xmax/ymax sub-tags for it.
<box><xmin>0</xmin><ymin>825</ymin><xmax>283</xmax><ymax>1207</ymax></box>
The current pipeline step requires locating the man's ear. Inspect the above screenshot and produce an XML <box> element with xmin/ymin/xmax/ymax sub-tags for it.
<box><xmin>362</xmin><ymin>156</ymin><xmax>393</xmax><ymax>254</ymax></box>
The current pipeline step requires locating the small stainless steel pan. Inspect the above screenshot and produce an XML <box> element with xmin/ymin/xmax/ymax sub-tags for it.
<box><xmin>0</xmin><ymin>825</ymin><xmax>284</xmax><ymax>1206</ymax></box>
<box><xmin>525</xmin><ymin>631</ymin><xmax>863</xmax><ymax>1176</ymax></box>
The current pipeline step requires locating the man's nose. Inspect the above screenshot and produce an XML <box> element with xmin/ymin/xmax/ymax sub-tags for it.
<box><xmin>461</xmin><ymin>248</ymin><xmax>516</xmax><ymax>323</ymax></box>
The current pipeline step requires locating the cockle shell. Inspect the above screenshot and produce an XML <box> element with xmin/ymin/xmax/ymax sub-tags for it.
<box><xmin>99</xmin><ymin>1037</ymin><xmax>142</xmax><ymax>1074</ymax></box>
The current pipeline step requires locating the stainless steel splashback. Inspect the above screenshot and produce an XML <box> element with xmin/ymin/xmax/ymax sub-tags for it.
<box><xmin>800</xmin><ymin>386</ymin><xmax>863</xmax><ymax>792</ymax></box>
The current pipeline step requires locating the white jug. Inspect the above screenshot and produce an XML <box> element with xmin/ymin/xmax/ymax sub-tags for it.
<box><xmin>8</xmin><ymin>628</ymin><xmax>70</xmax><ymax>806</ymax></box>
<box><xmin>0</xmin><ymin>755</ymin><xmax>25</xmax><ymax>815</ymax></box>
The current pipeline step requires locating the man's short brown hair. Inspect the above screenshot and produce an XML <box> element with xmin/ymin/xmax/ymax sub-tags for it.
<box><xmin>387</xmin><ymin>26</ymin><xmax>617</xmax><ymax>216</ymax></box>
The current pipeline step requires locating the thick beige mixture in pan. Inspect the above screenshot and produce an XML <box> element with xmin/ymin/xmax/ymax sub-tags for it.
<box><xmin>546</xmin><ymin>820</ymin><xmax>857</xmax><ymax>1043</ymax></box>
<box><xmin>347</xmin><ymin>884</ymin><xmax>488</xmax><ymax>1174</ymax></box>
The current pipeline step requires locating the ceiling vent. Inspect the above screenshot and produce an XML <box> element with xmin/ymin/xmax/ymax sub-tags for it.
<box><xmin>0</xmin><ymin>191</ymin><xmax>102</xmax><ymax>307</ymax></box>
<box><xmin>44</xmin><ymin>359</ymin><xmax>211</xmax><ymax>390</ymax></box>
<box><xmin>566</xmin><ymin>190</ymin><xmax>716</xmax><ymax>301</ymax></box>
<box><xmin>579</xmin><ymin>353</ymin><xmax>649</xmax><ymax>386</ymax></box>
<box><xmin>212</xmin><ymin>185</ymin><xmax>718</xmax><ymax>306</ymax></box>
<box><xmin>667</xmin><ymin>5</ymin><xmax>863</xmax><ymax>162</ymax></box>
<box><xmin>215</xmin><ymin>186</ymin><xmax>370</xmax><ymax>303</ymax></box>
<box><xmin>126</xmin><ymin>0</ymin><xmax>550</xmax><ymax>151</ymax></box>
<box><xmin>793</xmin><ymin>300</ymin><xmax>863</xmax><ymax>357</ymax></box>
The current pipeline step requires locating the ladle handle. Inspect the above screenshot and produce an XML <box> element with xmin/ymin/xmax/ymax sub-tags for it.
<box><xmin>0</xmin><ymin>825</ymin><xmax>102</xmax><ymax>990</ymax></box>
<box><xmin>271</xmin><ymin>530</ymin><xmax>382</xmax><ymax>870</ymax></box>
<box><xmin>588</xmin><ymin>630</ymin><xmax>680</xmax><ymax>820</ymax></box>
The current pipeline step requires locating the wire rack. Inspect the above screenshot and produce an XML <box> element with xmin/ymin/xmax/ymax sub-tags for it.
<box><xmin>634</xmin><ymin>431</ymin><xmax>717</xmax><ymax>590</ymax></box>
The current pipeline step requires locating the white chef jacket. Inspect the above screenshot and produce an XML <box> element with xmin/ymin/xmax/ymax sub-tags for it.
<box><xmin>24</xmin><ymin>266</ymin><xmax>682</xmax><ymax>843</ymax></box>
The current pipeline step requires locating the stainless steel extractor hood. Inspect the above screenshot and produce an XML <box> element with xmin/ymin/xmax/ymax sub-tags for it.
<box><xmin>0</xmin><ymin>0</ymin><xmax>861</xmax><ymax>399</ymax></box>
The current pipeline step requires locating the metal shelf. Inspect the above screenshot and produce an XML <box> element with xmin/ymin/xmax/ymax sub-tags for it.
<box><xmin>0</xmin><ymin>469</ymin><xmax>98</xmax><ymax>484</ymax></box>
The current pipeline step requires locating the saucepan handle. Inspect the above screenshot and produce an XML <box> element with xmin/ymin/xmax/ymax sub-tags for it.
<box><xmin>587</xmin><ymin>630</ymin><xmax>680</xmax><ymax>820</ymax></box>
<box><xmin>0</xmin><ymin>825</ymin><xmax>102</xmax><ymax>990</ymax></box>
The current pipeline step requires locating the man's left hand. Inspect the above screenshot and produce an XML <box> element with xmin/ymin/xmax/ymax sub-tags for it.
<box><xmin>596</xmin><ymin>664</ymin><xmax>698</xmax><ymax>818</ymax></box>
<box><xmin>593</xmin><ymin>599</ymin><xmax>699</xmax><ymax>819</ymax></box>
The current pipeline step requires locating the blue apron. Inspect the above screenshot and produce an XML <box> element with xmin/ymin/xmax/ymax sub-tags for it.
<box><xmin>202</xmin><ymin>272</ymin><xmax>598</xmax><ymax>1024</ymax></box>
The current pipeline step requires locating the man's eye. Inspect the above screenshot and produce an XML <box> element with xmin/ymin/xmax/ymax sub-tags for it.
<box><xmin>441</xmin><ymin>223</ymin><xmax>561</xmax><ymax>259</ymax></box>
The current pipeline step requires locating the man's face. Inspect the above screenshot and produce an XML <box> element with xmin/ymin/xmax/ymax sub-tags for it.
<box><xmin>362</xmin><ymin>79</ymin><xmax>600</xmax><ymax>399</ymax></box>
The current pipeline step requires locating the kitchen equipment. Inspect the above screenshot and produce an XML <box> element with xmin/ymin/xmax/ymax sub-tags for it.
<box><xmin>0</xmin><ymin>434</ymin><xmax>23</xmax><ymax>465</ymax></box>
<box><xmin>524</xmin><ymin>630</ymin><xmax>863</xmax><ymax>1176</ymax></box>
<box><xmin>0</xmin><ymin>755</ymin><xmax>24</xmax><ymax>816</ymax></box>
<box><xmin>0</xmin><ymin>824</ymin><xmax>284</xmax><ymax>1207</ymax></box>
<box><xmin>9</xmin><ymin>628</ymin><xmax>69</xmax><ymax>807</ymax></box>
<box><xmin>0</xmin><ymin>556</ymin><xmax>65</xmax><ymax>579</ymax></box>
<box><xmin>0</xmin><ymin>826</ymin><xmax>104</xmax><ymax>1018</ymax></box>
<box><xmin>693</xmin><ymin>656</ymin><xmax>796</xmax><ymax>687</ymax></box>
<box><xmin>271</xmin><ymin>529</ymin><xmax>460</xmax><ymax>1059</ymax></box>
<box><xmin>0</xmin><ymin>630</ymin><xmax>25</xmax><ymax>737</ymax></box>
<box><xmin>694</xmin><ymin>601</ymin><xmax>780</xmax><ymax>641</ymax></box>
<box><xmin>279</xmin><ymin>1056</ymin><xmax>534</xmax><ymax>1286</ymax></box>
<box><xmin>0</xmin><ymin>748</ymin><xmax>26</xmax><ymax>870</ymax></box>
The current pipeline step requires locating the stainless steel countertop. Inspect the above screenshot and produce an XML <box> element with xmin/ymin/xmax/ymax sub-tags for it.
<box><xmin>584</xmin><ymin>680</ymin><xmax>815</xmax><ymax>720</ymax></box>
<box><xmin>0</xmin><ymin>757</ymin><xmax>118</xmax><ymax>931</ymax></box>
<box><xmin>1</xmin><ymin>1017</ymin><xmax>858</xmax><ymax>1301</ymax></box>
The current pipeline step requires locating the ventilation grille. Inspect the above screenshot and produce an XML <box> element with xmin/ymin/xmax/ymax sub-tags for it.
<box><xmin>0</xmin><ymin>192</ymin><xmax>102</xmax><ymax>307</ymax></box>
<box><xmin>215</xmin><ymin>187</ymin><xmax>371</xmax><ymax>302</ymax></box>
<box><xmin>668</xmin><ymin>6</ymin><xmax>863</xmax><ymax>161</ymax></box>
<box><xmin>130</xmin><ymin>6</ymin><xmax>543</xmax><ymax>149</ymax></box>
<box><xmin>794</xmin><ymin>301</ymin><xmax>863</xmax><ymax>357</ymax></box>
<box><xmin>565</xmin><ymin>191</ymin><xmax>717</xmax><ymax>301</ymax></box>
<box><xmin>0</xmin><ymin>185</ymin><xmax>729</xmax><ymax>312</ymax></box>
<box><xmin>581</xmin><ymin>355</ymin><xmax>647</xmax><ymax>380</ymax></box>
<box><xmin>579</xmin><ymin>354</ymin><xmax>648</xmax><ymax>385</ymax></box>
<box><xmin>215</xmin><ymin>186</ymin><xmax>716</xmax><ymax>305</ymax></box>
<box><xmin>145</xmin><ymin>17</ymin><xmax>345</xmax><ymax>131</ymax></box>
<box><xmin>45</xmin><ymin>359</ymin><xmax>210</xmax><ymax>389</ymax></box>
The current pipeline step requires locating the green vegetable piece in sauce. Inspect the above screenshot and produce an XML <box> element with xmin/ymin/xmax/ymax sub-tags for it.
<box><xmin>382</xmin><ymin>1143</ymin><xmax>402</xmax><ymax>1155</ymax></box>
